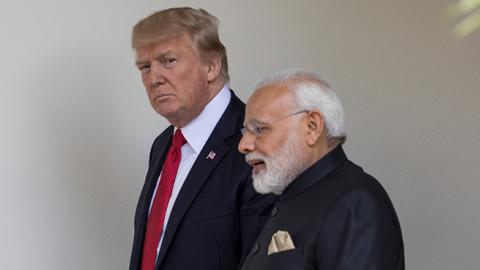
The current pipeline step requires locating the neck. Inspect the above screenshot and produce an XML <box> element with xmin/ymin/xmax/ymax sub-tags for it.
<box><xmin>169</xmin><ymin>79</ymin><xmax>225</xmax><ymax>128</ymax></box>
<box><xmin>308</xmin><ymin>140</ymin><xmax>331</xmax><ymax>165</ymax></box>
<box><xmin>207</xmin><ymin>79</ymin><xmax>225</xmax><ymax>102</ymax></box>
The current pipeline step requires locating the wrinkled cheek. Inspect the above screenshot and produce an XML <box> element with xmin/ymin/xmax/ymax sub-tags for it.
<box><xmin>147</xmin><ymin>92</ymin><xmax>157</xmax><ymax>108</ymax></box>
<box><xmin>141</xmin><ymin>76</ymin><xmax>151</xmax><ymax>90</ymax></box>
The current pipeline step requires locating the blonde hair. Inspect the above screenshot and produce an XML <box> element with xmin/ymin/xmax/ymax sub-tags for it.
<box><xmin>132</xmin><ymin>7</ymin><xmax>229</xmax><ymax>82</ymax></box>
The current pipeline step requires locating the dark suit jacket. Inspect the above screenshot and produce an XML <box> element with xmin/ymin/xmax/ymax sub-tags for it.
<box><xmin>130</xmin><ymin>92</ymin><xmax>275</xmax><ymax>270</ymax></box>
<box><xmin>241</xmin><ymin>146</ymin><xmax>404</xmax><ymax>270</ymax></box>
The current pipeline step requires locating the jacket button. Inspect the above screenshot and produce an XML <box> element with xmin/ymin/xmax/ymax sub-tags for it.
<box><xmin>251</xmin><ymin>243</ymin><xmax>259</xmax><ymax>254</ymax></box>
<box><xmin>270</xmin><ymin>206</ymin><xmax>278</xmax><ymax>217</ymax></box>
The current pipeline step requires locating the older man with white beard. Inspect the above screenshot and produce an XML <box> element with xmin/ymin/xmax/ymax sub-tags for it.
<box><xmin>238</xmin><ymin>69</ymin><xmax>405</xmax><ymax>270</ymax></box>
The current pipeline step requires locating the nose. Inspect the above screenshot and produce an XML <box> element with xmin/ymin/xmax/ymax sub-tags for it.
<box><xmin>147</xmin><ymin>62</ymin><xmax>166</xmax><ymax>88</ymax></box>
<box><xmin>238</xmin><ymin>132</ymin><xmax>255</xmax><ymax>154</ymax></box>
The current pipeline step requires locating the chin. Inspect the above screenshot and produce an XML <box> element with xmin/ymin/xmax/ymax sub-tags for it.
<box><xmin>252</xmin><ymin>172</ymin><xmax>286</xmax><ymax>195</ymax></box>
<box><xmin>155</xmin><ymin>106</ymin><xmax>180</xmax><ymax>118</ymax></box>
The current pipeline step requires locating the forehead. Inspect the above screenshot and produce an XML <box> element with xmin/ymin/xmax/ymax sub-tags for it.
<box><xmin>135</xmin><ymin>34</ymin><xmax>197</xmax><ymax>60</ymax></box>
<box><xmin>245</xmin><ymin>84</ymin><xmax>296</xmax><ymax>121</ymax></box>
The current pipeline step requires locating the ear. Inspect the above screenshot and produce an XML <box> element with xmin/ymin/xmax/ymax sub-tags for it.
<box><xmin>205</xmin><ymin>55</ymin><xmax>222</xmax><ymax>82</ymax></box>
<box><xmin>305</xmin><ymin>110</ymin><xmax>325</xmax><ymax>146</ymax></box>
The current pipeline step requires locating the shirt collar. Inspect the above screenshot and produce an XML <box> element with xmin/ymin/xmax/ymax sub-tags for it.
<box><xmin>179</xmin><ymin>85</ymin><xmax>231</xmax><ymax>154</ymax></box>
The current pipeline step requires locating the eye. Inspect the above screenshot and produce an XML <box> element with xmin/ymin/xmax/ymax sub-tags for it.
<box><xmin>162</xmin><ymin>57</ymin><xmax>177</xmax><ymax>68</ymax></box>
<box><xmin>138</xmin><ymin>64</ymin><xmax>150</xmax><ymax>74</ymax></box>
<box><xmin>253</xmin><ymin>125</ymin><xmax>268</xmax><ymax>137</ymax></box>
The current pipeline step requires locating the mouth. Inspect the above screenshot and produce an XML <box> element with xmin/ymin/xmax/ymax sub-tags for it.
<box><xmin>247</xmin><ymin>159</ymin><xmax>266</xmax><ymax>174</ymax></box>
<box><xmin>153</xmin><ymin>93</ymin><xmax>175</xmax><ymax>102</ymax></box>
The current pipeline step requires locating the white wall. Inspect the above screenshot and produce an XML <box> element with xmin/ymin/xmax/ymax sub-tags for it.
<box><xmin>1</xmin><ymin>0</ymin><xmax>479</xmax><ymax>269</ymax></box>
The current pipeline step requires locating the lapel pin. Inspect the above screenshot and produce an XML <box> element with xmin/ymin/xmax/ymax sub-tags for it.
<box><xmin>206</xmin><ymin>151</ymin><xmax>216</xmax><ymax>160</ymax></box>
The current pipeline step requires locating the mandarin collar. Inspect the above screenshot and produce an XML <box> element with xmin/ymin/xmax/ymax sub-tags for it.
<box><xmin>279</xmin><ymin>146</ymin><xmax>347</xmax><ymax>201</ymax></box>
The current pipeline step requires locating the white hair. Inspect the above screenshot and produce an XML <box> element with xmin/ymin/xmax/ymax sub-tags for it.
<box><xmin>256</xmin><ymin>68</ymin><xmax>346</xmax><ymax>146</ymax></box>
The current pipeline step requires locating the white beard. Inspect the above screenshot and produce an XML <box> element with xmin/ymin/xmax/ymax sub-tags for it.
<box><xmin>246</xmin><ymin>132</ymin><xmax>307</xmax><ymax>195</ymax></box>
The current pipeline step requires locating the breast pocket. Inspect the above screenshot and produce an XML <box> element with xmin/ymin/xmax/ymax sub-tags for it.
<box><xmin>267</xmin><ymin>248</ymin><xmax>304</xmax><ymax>270</ymax></box>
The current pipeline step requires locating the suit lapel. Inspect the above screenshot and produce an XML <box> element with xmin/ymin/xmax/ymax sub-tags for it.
<box><xmin>142</xmin><ymin>127</ymin><xmax>174</xmax><ymax>227</ymax></box>
<box><xmin>155</xmin><ymin>92</ymin><xmax>243</xmax><ymax>269</ymax></box>
<box><xmin>131</xmin><ymin>127</ymin><xmax>173</xmax><ymax>270</ymax></box>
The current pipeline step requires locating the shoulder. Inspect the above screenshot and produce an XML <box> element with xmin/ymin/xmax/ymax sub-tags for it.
<box><xmin>332</xmin><ymin>160</ymin><xmax>391</xmax><ymax>203</ymax></box>
<box><xmin>151</xmin><ymin>126</ymin><xmax>173</xmax><ymax>147</ymax></box>
<box><xmin>311</xmin><ymin>159</ymin><xmax>398</xmax><ymax>224</ymax></box>
<box><xmin>313</xmin><ymin>162</ymin><xmax>404</xmax><ymax>269</ymax></box>
<box><xmin>147</xmin><ymin>126</ymin><xmax>173</xmax><ymax>162</ymax></box>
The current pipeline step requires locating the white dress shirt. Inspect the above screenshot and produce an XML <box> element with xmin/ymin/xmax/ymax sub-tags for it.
<box><xmin>149</xmin><ymin>85</ymin><xmax>231</xmax><ymax>258</ymax></box>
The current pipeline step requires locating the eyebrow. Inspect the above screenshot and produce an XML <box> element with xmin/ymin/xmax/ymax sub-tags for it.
<box><xmin>245</xmin><ymin>118</ymin><xmax>267</xmax><ymax>127</ymax></box>
<box><xmin>135</xmin><ymin>49</ymin><xmax>176</xmax><ymax>66</ymax></box>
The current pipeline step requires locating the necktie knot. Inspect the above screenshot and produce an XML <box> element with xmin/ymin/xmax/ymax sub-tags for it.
<box><xmin>172</xmin><ymin>129</ymin><xmax>187</xmax><ymax>149</ymax></box>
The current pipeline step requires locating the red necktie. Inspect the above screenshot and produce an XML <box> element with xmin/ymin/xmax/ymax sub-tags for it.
<box><xmin>141</xmin><ymin>129</ymin><xmax>187</xmax><ymax>270</ymax></box>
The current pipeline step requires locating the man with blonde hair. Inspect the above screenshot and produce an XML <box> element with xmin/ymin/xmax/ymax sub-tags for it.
<box><xmin>239</xmin><ymin>69</ymin><xmax>404</xmax><ymax>270</ymax></box>
<box><xmin>129</xmin><ymin>7</ymin><xmax>274</xmax><ymax>270</ymax></box>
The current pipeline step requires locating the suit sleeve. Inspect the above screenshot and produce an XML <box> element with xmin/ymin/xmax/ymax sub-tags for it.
<box><xmin>316</xmin><ymin>190</ymin><xmax>404</xmax><ymax>270</ymax></box>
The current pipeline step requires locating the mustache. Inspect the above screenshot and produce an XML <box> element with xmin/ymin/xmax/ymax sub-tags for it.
<box><xmin>245</xmin><ymin>152</ymin><xmax>266</xmax><ymax>162</ymax></box>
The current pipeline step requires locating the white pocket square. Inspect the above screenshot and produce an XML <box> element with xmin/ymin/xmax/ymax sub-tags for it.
<box><xmin>267</xmin><ymin>230</ymin><xmax>295</xmax><ymax>255</ymax></box>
